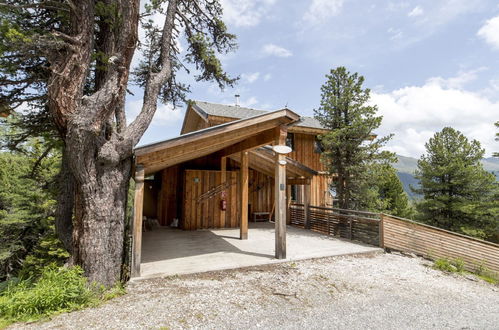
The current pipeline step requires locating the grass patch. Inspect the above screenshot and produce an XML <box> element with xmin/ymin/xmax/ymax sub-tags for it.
<box><xmin>0</xmin><ymin>265</ymin><xmax>126</xmax><ymax>328</ymax></box>
<box><xmin>433</xmin><ymin>258</ymin><xmax>498</xmax><ymax>285</ymax></box>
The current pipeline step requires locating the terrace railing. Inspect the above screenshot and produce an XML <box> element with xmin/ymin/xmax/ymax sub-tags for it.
<box><xmin>289</xmin><ymin>203</ymin><xmax>380</xmax><ymax>246</ymax></box>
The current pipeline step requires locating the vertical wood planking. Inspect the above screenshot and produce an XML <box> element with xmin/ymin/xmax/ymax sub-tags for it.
<box><xmin>304</xmin><ymin>182</ymin><xmax>311</xmax><ymax>229</ymax></box>
<box><xmin>239</xmin><ymin>151</ymin><xmax>249</xmax><ymax>239</ymax></box>
<box><xmin>131</xmin><ymin>165</ymin><xmax>145</xmax><ymax>278</ymax></box>
<box><xmin>220</xmin><ymin>157</ymin><xmax>227</xmax><ymax>227</ymax></box>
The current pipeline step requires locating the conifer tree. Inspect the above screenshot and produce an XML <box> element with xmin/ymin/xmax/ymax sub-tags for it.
<box><xmin>0</xmin><ymin>0</ymin><xmax>237</xmax><ymax>286</ymax></box>
<box><xmin>314</xmin><ymin>67</ymin><xmax>394</xmax><ymax>210</ymax></box>
<box><xmin>414</xmin><ymin>127</ymin><xmax>498</xmax><ymax>240</ymax></box>
<box><xmin>362</xmin><ymin>163</ymin><xmax>413</xmax><ymax>218</ymax></box>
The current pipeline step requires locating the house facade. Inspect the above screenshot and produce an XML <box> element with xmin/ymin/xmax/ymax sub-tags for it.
<box><xmin>142</xmin><ymin>101</ymin><xmax>332</xmax><ymax>230</ymax></box>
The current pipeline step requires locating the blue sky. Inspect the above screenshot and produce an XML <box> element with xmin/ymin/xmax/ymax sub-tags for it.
<box><xmin>127</xmin><ymin>0</ymin><xmax>499</xmax><ymax>158</ymax></box>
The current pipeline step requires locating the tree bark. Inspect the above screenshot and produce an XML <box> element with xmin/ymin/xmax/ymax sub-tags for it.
<box><xmin>54</xmin><ymin>147</ymin><xmax>75</xmax><ymax>253</ymax></box>
<box><xmin>67</xmin><ymin>125</ymin><xmax>132</xmax><ymax>286</ymax></box>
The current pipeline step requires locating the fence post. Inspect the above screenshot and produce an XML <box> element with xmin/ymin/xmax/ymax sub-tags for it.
<box><xmin>379</xmin><ymin>214</ymin><xmax>384</xmax><ymax>248</ymax></box>
<box><xmin>349</xmin><ymin>217</ymin><xmax>353</xmax><ymax>240</ymax></box>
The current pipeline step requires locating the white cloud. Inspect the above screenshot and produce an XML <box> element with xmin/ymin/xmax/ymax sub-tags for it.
<box><xmin>239</xmin><ymin>96</ymin><xmax>259</xmax><ymax>108</ymax></box>
<box><xmin>241</xmin><ymin>72</ymin><xmax>260</xmax><ymax>83</ymax></box>
<box><xmin>126</xmin><ymin>100</ymin><xmax>184</xmax><ymax>127</ymax></box>
<box><xmin>262</xmin><ymin>43</ymin><xmax>293</xmax><ymax>57</ymax></box>
<box><xmin>477</xmin><ymin>15</ymin><xmax>499</xmax><ymax>50</ymax></box>
<box><xmin>304</xmin><ymin>0</ymin><xmax>344</xmax><ymax>25</ymax></box>
<box><xmin>263</xmin><ymin>73</ymin><xmax>272</xmax><ymax>81</ymax></box>
<box><xmin>387</xmin><ymin>27</ymin><xmax>403</xmax><ymax>40</ymax></box>
<box><xmin>371</xmin><ymin>73</ymin><xmax>498</xmax><ymax>158</ymax></box>
<box><xmin>220</xmin><ymin>0</ymin><xmax>277</xmax><ymax>28</ymax></box>
<box><xmin>408</xmin><ymin>6</ymin><xmax>424</xmax><ymax>17</ymax></box>
<box><xmin>426</xmin><ymin>68</ymin><xmax>485</xmax><ymax>89</ymax></box>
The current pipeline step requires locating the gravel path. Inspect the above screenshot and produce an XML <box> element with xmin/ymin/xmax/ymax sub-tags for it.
<box><xmin>12</xmin><ymin>253</ymin><xmax>499</xmax><ymax>330</ymax></box>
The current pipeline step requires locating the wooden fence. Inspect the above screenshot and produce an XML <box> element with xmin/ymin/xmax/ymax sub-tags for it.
<box><xmin>290</xmin><ymin>204</ymin><xmax>499</xmax><ymax>275</ymax></box>
<box><xmin>290</xmin><ymin>204</ymin><xmax>380</xmax><ymax>246</ymax></box>
<box><xmin>381</xmin><ymin>214</ymin><xmax>499</xmax><ymax>274</ymax></box>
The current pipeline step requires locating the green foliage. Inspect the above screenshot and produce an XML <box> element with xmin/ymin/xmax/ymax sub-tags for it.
<box><xmin>0</xmin><ymin>122</ymin><xmax>66</xmax><ymax>280</ymax></box>
<box><xmin>433</xmin><ymin>258</ymin><xmax>465</xmax><ymax>273</ymax></box>
<box><xmin>0</xmin><ymin>265</ymin><xmax>126</xmax><ymax>327</ymax></box>
<box><xmin>414</xmin><ymin>127</ymin><xmax>499</xmax><ymax>242</ymax></box>
<box><xmin>0</xmin><ymin>266</ymin><xmax>94</xmax><ymax>324</ymax></box>
<box><xmin>361</xmin><ymin>163</ymin><xmax>414</xmax><ymax>217</ymax></box>
<box><xmin>314</xmin><ymin>67</ymin><xmax>395</xmax><ymax>210</ymax></box>
<box><xmin>433</xmin><ymin>258</ymin><xmax>498</xmax><ymax>284</ymax></box>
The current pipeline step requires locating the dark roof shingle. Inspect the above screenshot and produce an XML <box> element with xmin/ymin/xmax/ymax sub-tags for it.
<box><xmin>192</xmin><ymin>101</ymin><xmax>325</xmax><ymax>130</ymax></box>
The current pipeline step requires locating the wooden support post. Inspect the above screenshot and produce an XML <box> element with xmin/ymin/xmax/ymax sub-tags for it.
<box><xmin>221</xmin><ymin>156</ymin><xmax>227</xmax><ymax>226</ymax></box>
<box><xmin>304</xmin><ymin>182</ymin><xmax>311</xmax><ymax>229</ymax></box>
<box><xmin>379</xmin><ymin>214</ymin><xmax>385</xmax><ymax>248</ymax></box>
<box><xmin>239</xmin><ymin>151</ymin><xmax>249</xmax><ymax>240</ymax></box>
<box><xmin>286</xmin><ymin>186</ymin><xmax>291</xmax><ymax>225</ymax></box>
<box><xmin>275</xmin><ymin>127</ymin><xmax>287</xmax><ymax>259</ymax></box>
<box><xmin>131</xmin><ymin>164</ymin><xmax>145</xmax><ymax>278</ymax></box>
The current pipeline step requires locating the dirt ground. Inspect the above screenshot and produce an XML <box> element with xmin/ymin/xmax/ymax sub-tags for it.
<box><xmin>11</xmin><ymin>253</ymin><xmax>499</xmax><ymax>330</ymax></box>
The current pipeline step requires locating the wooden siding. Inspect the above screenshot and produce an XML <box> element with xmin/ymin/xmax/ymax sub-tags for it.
<box><xmin>183</xmin><ymin>170</ymin><xmax>239</xmax><ymax>230</ymax></box>
<box><xmin>157</xmin><ymin>166</ymin><xmax>181</xmax><ymax>226</ymax></box>
<box><xmin>248</xmin><ymin>169</ymin><xmax>274</xmax><ymax>215</ymax></box>
<box><xmin>382</xmin><ymin>214</ymin><xmax>499</xmax><ymax>274</ymax></box>
<box><xmin>288</xmin><ymin>133</ymin><xmax>325</xmax><ymax>171</ymax></box>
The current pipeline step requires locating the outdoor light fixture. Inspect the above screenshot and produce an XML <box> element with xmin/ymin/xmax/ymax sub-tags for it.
<box><xmin>272</xmin><ymin>145</ymin><xmax>292</xmax><ymax>154</ymax></box>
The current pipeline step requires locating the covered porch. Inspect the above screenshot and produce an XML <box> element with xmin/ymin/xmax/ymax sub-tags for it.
<box><xmin>131</xmin><ymin>109</ymin><xmax>307</xmax><ymax>277</ymax></box>
<box><xmin>140</xmin><ymin>222</ymin><xmax>381</xmax><ymax>278</ymax></box>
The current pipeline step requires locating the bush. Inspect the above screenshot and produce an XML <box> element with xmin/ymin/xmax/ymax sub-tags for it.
<box><xmin>433</xmin><ymin>258</ymin><xmax>457</xmax><ymax>272</ymax></box>
<box><xmin>433</xmin><ymin>258</ymin><xmax>465</xmax><ymax>273</ymax></box>
<box><xmin>0</xmin><ymin>265</ymin><xmax>96</xmax><ymax>324</ymax></box>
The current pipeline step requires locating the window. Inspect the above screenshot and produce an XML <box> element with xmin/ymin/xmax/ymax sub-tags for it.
<box><xmin>314</xmin><ymin>137</ymin><xmax>324</xmax><ymax>153</ymax></box>
<box><xmin>286</xmin><ymin>133</ymin><xmax>294</xmax><ymax>150</ymax></box>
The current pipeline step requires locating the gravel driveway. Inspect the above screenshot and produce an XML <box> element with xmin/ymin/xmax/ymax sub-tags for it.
<box><xmin>12</xmin><ymin>253</ymin><xmax>499</xmax><ymax>330</ymax></box>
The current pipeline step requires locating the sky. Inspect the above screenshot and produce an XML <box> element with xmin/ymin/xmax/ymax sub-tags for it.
<box><xmin>127</xmin><ymin>0</ymin><xmax>499</xmax><ymax>159</ymax></box>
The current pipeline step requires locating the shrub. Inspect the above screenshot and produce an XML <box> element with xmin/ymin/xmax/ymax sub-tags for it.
<box><xmin>433</xmin><ymin>258</ymin><xmax>457</xmax><ymax>272</ymax></box>
<box><xmin>0</xmin><ymin>265</ymin><xmax>96</xmax><ymax>324</ymax></box>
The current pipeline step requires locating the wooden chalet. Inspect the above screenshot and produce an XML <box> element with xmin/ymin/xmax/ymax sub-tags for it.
<box><xmin>130</xmin><ymin>101</ymin><xmax>333</xmax><ymax>277</ymax></box>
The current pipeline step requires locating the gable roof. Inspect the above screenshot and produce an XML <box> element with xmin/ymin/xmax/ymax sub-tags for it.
<box><xmin>135</xmin><ymin>108</ymin><xmax>300</xmax><ymax>174</ymax></box>
<box><xmin>191</xmin><ymin>100</ymin><xmax>325</xmax><ymax>132</ymax></box>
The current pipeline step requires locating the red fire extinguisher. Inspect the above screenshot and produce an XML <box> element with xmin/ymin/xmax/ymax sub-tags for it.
<box><xmin>220</xmin><ymin>191</ymin><xmax>227</xmax><ymax>211</ymax></box>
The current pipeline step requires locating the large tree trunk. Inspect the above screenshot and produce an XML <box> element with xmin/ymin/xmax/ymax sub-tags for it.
<box><xmin>66</xmin><ymin>126</ymin><xmax>132</xmax><ymax>286</ymax></box>
<box><xmin>55</xmin><ymin>148</ymin><xmax>75</xmax><ymax>253</ymax></box>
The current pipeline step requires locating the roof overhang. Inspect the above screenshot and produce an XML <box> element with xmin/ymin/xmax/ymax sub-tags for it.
<box><xmin>229</xmin><ymin>146</ymin><xmax>317</xmax><ymax>180</ymax></box>
<box><xmin>135</xmin><ymin>108</ymin><xmax>301</xmax><ymax>175</ymax></box>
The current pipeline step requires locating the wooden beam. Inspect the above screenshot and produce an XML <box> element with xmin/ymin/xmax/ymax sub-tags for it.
<box><xmin>275</xmin><ymin>126</ymin><xmax>287</xmax><ymax>259</ymax></box>
<box><xmin>304</xmin><ymin>183</ymin><xmax>311</xmax><ymax>229</ymax></box>
<box><xmin>216</xmin><ymin>128</ymin><xmax>276</xmax><ymax>157</ymax></box>
<box><xmin>131</xmin><ymin>165</ymin><xmax>145</xmax><ymax>278</ymax></box>
<box><xmin>221</xmin><ymin>156</ymin><xmax>227</xmax><ymax>227</ymax></box>
<box><xmin>239</xmin><ymin>151</ymin><xmax>249</xmax><ymax>240</ymax></box>
<box><xmin>286</xmin><ymin>178</ymin><xmax>310</xmax><ymax>185</ymax></box>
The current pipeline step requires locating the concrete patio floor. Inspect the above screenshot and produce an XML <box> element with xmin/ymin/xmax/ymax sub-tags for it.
<box><xmin>139</xmin><ymin>222</ymin><xmax>382</xmax><ymax>279</ymax></box>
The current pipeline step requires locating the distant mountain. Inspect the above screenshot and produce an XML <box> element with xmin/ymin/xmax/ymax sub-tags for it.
<box><xmin>393</xmin><ymin>155</ymin><xmax>499</xmax><ymax>200</ymax></box>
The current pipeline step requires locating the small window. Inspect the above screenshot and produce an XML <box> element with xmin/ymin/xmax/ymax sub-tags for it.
<box><xmin>314</xmin><ymin>137</ymin><xmax>324</xmax><ymax>153</ymax></box>
<box><xmin>286</xmin><ymin>133</ymin><xmax>294</xmax><ymax>150</ymax></box>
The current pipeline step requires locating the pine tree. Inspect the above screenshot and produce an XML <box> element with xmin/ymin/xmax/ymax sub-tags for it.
<box><xmin>414</xmin><ymin>127</ymin><xmax>498</xmax><ymax>240</ymax></box>
<box><xmin>314</xmin><ymin>67</ymin><xmax>394</xmax><ymax>210</ymax></box>
<box><xmin>362</xmin><ymin>163</ymin><xmax>413</xmax><ymax>218</ymax></box>
<box><xmin>0</xmin><ymin>0</ymin><xmax>237</xmax><ymax>286</ymax></box>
